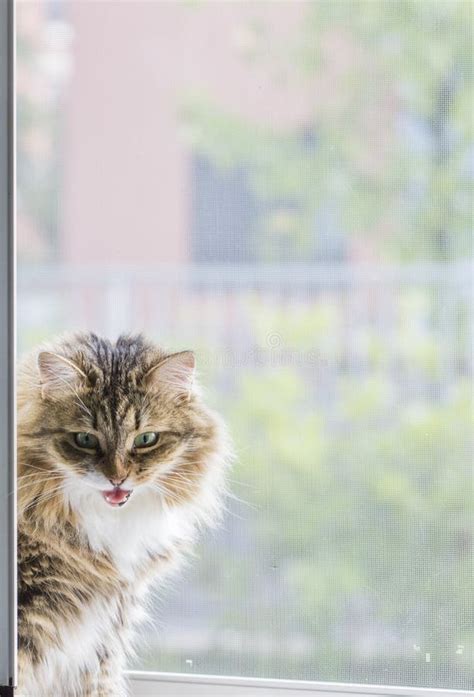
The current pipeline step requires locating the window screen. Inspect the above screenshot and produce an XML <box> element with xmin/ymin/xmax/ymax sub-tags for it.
<box><xmin>16</xmin><ymin>1</ymin><xmax>473</xmax><ymax>690</ymax></box>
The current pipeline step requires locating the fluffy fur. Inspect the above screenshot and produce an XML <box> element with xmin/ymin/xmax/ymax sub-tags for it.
<box><xmin>17</xmin><ymin>333</ymin><xmax>229</xmax><ymax>697</ymax></box>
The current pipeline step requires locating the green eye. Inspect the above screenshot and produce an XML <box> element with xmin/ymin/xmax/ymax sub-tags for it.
<box><xmin>74</xmin><ymin>432</ymin><xmax>99</xmax><ymax>449</ymax></box>
<box><xmin>134</xmin><ymin>431</ymin><xmax>159</xmax><ymax>449</ymax></box>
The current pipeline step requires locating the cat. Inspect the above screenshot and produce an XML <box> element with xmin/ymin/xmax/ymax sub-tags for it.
<box><xmin>16</xmin><ymin>332</ymin><xmax>230</xmax><ymax>697</ymax></box>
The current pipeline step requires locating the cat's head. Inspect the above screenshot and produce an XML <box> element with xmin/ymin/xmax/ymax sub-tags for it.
<box><xmin>18</xmin><ymin>333</ymin><xmax>228</xmax><ymax>518</ymax></box>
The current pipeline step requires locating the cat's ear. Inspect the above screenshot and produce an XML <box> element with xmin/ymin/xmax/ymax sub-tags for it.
<box><xmin>144</xmin><ymin>351</ymin><xmax>195</xmax><ymax>401</ymax></box>
<box><xmin>37</xmin><ymin>351</ymin><xmax>87</xmax><ymax>400</ymax></box>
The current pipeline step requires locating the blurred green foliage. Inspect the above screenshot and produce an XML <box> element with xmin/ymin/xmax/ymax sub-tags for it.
<box><xmin>140</xmin><ymin>290</ymin><xmax>473</xmax><ymax>689</ymax></box>
<box><xmin>15</xmin><ymin>0</ymin><xmax>473</xmax><ymax>688</ymax></box>
<box><xmin>197</xmin><ymin>390</ymin><xmax>470</xmax><ymax>685</ymax></box>
<box><xmin>182</xmin><ymin>0</ymin><xmax>473</xmax><ymax>262</ymax></box>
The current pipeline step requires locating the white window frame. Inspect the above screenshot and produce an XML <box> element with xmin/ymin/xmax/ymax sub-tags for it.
<box><xmin>4</xmin><ymin>3</ymin><xmax>472</xmax><ymax>695</ymax></box>
<box><xmin>0</xmin><ymin>0</ymin><xmax>16</xmax><ymax>695</ymax></box>
<box><xmin>127</xmin><ymin>672</ymin><xmax>471</xmax><ymax>697</ymax></box>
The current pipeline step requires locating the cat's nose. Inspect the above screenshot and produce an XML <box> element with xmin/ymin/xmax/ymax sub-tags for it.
<box><xmin>109</xmin><ymin>476</ymin><xmax>127</xmax><ymax>487</ymax></box>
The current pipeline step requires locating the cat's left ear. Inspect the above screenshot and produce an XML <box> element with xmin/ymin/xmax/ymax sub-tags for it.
<box><xmin>38</xmin><ymin>351</ymin><xmax>87</xmax><ymax>400</ymax></box>
<box><xmin>144</xmin><ymin>351</ymin><xmax>195</xmax><ymax>401</ymax></box>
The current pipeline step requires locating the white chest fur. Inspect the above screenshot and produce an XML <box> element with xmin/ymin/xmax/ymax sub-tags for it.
<box><xmin>16</xmin><ymin>491</ymin><xmax>198</xmax><ymax>696</ymax></box>
<box><xmin>66</xmin><ymin>485</ymin><xmax>195</xmax><ymax>581</ymax></box>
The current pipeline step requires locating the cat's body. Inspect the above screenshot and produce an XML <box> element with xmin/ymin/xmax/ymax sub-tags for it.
<box><xmin>17</xmin><ymin>333</ymin><xmax>229</xmax><ymax>697</ymax></box>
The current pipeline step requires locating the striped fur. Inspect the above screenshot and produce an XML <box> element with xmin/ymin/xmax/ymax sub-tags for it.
<box><xmin>17</xmin><ymin>333</ymin><xmax>230</xmax><ymax>697</ymax></box>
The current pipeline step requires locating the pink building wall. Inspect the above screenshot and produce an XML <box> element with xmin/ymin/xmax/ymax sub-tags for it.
<box><xmin>62</xmin><ymin>1</ymin><xmax>311</xmax><ymax>265</ymax></box>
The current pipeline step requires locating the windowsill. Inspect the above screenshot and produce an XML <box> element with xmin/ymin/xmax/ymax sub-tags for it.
<box><xmin>127</xmin><ymin>671</ymin><xmax>471</xmax><ymax>697</ymax></box>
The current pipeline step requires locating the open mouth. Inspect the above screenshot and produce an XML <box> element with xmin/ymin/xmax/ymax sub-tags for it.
<box><xmin>101</xmin><ymin>487</ymin><xmax>133</xmax><ymax>507</ymax></box>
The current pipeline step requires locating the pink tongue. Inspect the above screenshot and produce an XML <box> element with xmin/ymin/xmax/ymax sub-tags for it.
<box><xmin>102</xmin><ymin>488</ymin><xmax>130</xmax><ymax>505</ymax></box>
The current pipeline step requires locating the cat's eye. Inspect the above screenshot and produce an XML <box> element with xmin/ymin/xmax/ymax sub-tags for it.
<box><xmin>74</xmin><ymin>432</ymin><xmax>100</xmax><ymax>450</ymax></box>
<box><xmin>133</xmin><ymin>431</ymin><xmax>159</xmax><ymax>449</ymax></box>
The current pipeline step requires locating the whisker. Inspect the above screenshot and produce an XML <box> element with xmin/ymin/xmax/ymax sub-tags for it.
<box><xmin>18</xmin><ymin>469</ymin><xmax>64</xmax><ymax>479</ymax></box>
<box><xmin>17</xmin><ymin>475</ymin><xmax>64</xmax><ymax>485</ymax></box>
<box><xmin>152</xmin><ymin>477</ymin><xmax>246</xmax><ymax>521</ymax></box>
<box><xmin>16</xmin><ymin>475</ymin><xmax>64</xmax><ymax>490</ymax></box>
<box><xmin>224</xmin><ymin>490</ymin><xmax>256</xmax><ymax>511</ymax></box>
<box><xmin>225</xmin><ymin>476</ymin><xmax>255</xmax><ymax>490</ymax></box>
<box><xmin>16</xmin><ymin>474</ymin><xmax>64</xmax><ymax>489</ymax></box>
<box><xmin>147</xmin><ymin>482</ymin><xmax>183</xmax><ymax>507</ymax></box>
<box><xmin>11</xmin><ymin>473</ymin><xmax>65</xmax><ymax>497</ymax></box>
<box><xmin>21</xmin><ymin>484</ymin><xmax>66</xmax><ymax>515</ymax></box>
<box><xmin>21</xmin><ymin>463</ymin><xmax>66</xmax><ymax>475</ymax></box>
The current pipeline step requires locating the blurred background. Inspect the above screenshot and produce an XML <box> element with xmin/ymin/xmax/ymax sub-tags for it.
<box><xmin>16</xmin><ymin>0</ymin><xmax>473</xmax><ymax>689</ymax></box>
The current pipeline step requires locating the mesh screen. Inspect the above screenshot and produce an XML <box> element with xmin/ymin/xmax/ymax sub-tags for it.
<box><xmin>16</xmin><ymin>1</ymin><xmax>473</xmax><ymax>689</ymax></box>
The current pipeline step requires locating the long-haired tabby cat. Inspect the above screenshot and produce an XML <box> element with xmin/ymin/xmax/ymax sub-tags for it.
<box><xmin>17</xmin><ymin>332</ymin><xmax>229</xmax><ymax>697</ymax></box>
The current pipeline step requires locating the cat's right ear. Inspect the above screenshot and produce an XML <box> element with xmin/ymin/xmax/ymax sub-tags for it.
<box><xmin>37</xmin><ymin>351</ymin><xmax>87</xmax><ymax>399</ymax></box>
